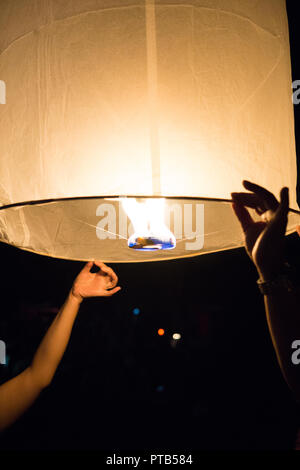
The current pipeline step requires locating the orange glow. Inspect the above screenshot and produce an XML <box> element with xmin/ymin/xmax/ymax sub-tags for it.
<box><xmin>158</xmin><ymin>328</ymin><xmax>165</xmax><ymax>336</ymax></box>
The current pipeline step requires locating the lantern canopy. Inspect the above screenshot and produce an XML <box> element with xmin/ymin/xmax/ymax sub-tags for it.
<box><xmin>0</xmin><ymin>0</ymin><xmax>298</xmax><ymax>262</ymax></box>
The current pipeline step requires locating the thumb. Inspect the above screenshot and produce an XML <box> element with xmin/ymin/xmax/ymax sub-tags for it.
<box><xmin>82</xmin><ymin>260</ymin><xmax>94</xmax><ymax>273</ymax></box>
<box><xmin>266</xmin><ymin>187</ymin><xmax>289</xmax><ymax>238</ymax></box>
<box><xmin>105</xmin><ymin>286</ymin><xmax>122</xmax><ymax>296</ymax></box>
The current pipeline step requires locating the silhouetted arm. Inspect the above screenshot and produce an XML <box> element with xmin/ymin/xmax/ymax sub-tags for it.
<box><xmin>232</xmin><ymin>181</ymin><xmax>300</xmax><ymax>399</ymax></box>
<box><xmin>0</xmin><ymin>261</ymin><xmax>121</xmax><ymax>432</ymax></box>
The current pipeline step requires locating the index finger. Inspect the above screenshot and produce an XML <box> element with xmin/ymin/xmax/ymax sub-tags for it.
<box><xmin>94</xmin><ymin>261</ymin><xmax>118</xmax><ymax>283</ymax></box>
<box><xmin>231</xmin><ymin>192</ymin><xmax>265</xmax><ymax>211</ymax></box>
<box><xmin>242</xmin><ymin>180</ymin><xmax>279</xmax><ymax>211</ymax></box>
<box><xmin>232</xmin><ymin>201</ymin><xmax>254</xmax><ymax>233</ymax></box>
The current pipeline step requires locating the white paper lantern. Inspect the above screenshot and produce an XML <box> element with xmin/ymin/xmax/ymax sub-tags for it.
<box><xmin>0</xmin><ymin>0</ymin><xmax>298</xmax><ymax>262</ymax></box>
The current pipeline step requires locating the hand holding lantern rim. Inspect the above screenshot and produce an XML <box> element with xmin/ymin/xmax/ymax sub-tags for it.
<box><xmin>71</xmin><ymin>261</ymin><xmax>121</xmax><ymax>302</ymax></box>
<box><xmin>232</xmin><ymin>181</ymin><xmax>300</xmax><ymax>402</ymax></box>
<box><xmin>231</xmin><ymin>180</ymin><xmax>290</xmax><ymax>281</ymax></box>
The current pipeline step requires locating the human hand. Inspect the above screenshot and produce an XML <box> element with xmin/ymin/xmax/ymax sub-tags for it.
<box><xmin>71</xmin><ymin>261</ymin><xmax>121</xmax><ymax>302</ymax></box>
<box><xmin>231</xmin><ymin>180</ymin><xmax>289</xmax><ymax>280</ymax></box>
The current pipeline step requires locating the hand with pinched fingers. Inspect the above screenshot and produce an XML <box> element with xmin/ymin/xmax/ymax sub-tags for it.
<box><xmin>71</xmin><ymin>261</ymin><xmax>121</xmax><ymax>302</ymax></box>
<box><xmin>231</xmin><ymin>180</ymin><xmax>289</xmax><ymax>280</ymax></box>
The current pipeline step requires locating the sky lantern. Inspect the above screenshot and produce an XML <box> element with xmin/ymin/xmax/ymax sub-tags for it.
<box><xmin>0</xmin><ymin>0</ymin><xmax>298</xmax><ymax>263</ymax></box>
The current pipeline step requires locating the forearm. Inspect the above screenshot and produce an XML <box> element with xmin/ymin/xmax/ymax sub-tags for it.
<box><xmin>0</xmin><ymin>368</ymin><xmax>41</xmax><ymax>432</ymax></box>
<box><xmin>29</xmin><ymin>290</ymin><xmax>81</xmax><ymax>388</ymax></box>
<box><xmin>0</xmin><ymin>291</ymin><xmax>81</xmax><ymax>431</ymax></box>
<box><xmin>263</xmin><ymin>288</ymin><xmax>300</xmax><ymax>399</ymax></box>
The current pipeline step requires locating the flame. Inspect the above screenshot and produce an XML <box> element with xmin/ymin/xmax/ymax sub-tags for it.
<box><xmin>121</xmin><ymin>198</ymin><xmax>176</xmax><ymax>250</ymax></box>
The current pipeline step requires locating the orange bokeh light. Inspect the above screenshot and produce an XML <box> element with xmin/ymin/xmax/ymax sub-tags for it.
<box><xmin>158</xmin><ymin>328</ymin><xmax>165</xmax><ymax>336</ymax></box>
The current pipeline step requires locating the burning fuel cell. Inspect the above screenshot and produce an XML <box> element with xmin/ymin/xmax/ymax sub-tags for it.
<box><xmin>121</xmin><ymin>198</ymin><xmax>176</xmax><ymax>251</ymax></box>
<box><xmin>129</xmin><ymin>236</ymin><xmax>175</xmax><ymax>251</ymax></box>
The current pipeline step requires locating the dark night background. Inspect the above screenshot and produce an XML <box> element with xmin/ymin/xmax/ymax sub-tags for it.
<box><xmin>1</xmin><ymin>0</ymin><xmax>300</xmax><ymax>452</ymax></box>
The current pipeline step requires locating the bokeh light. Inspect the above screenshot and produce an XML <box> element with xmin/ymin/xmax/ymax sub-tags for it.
<box><xmin>172</xmin><ymin>333</ymin><xmax>181</xmax><ymax>340</ymax></box>
<box><xmin>132</xmin><ymin>307</ymin><xmax>140</xmax><ymax>315</ymax></box>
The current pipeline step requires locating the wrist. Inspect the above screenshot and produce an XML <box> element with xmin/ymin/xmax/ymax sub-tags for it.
<box><xmin>69</xmin><ymin>287</ymin><xmax>83</xmax><ymax>305</ymax></box>
<box><xmin>256</xmin><ymin>262</ymin><xmax>298</xmax><ymax>296</ymax></box>
<box><xmin>256</xmin><ymin>263</ymin><xmax>286</xmax><ymax>282</ymax></box>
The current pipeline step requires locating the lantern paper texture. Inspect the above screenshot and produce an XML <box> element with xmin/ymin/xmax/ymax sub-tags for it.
<box><xmin>0</xmin><ymin>0</ymin><xmax>298</xmax><ymax>262</ymax></box>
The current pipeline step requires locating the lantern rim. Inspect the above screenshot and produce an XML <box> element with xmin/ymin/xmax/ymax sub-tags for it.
<box><xmin>0</xmin><ymin>196</ymin><xmax>299</xmax><ymax>214</ymax></box>
<box><xmin>0</xmin><ymin>196</ymin><xmax>299</xmax><ymax>263</ymax></box>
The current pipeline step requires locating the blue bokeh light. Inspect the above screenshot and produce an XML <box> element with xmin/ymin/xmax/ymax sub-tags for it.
<box><xmin>133</xmin><ymin>307</ymin><xmax>140</xmax><ymax>315</ymax></box>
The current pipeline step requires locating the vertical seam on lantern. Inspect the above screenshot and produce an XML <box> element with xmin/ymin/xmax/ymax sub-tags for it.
<box><xmin>37</xmin><ymin>31</ymin><xmax>43</xmax><ymax>192</ymax></box>
<box><xmin>145</xmin><ymin>0</ymin><xmax>161</xmax><ymax>196</ymax></box>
